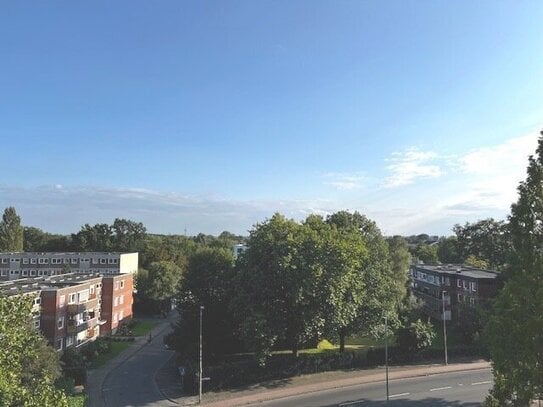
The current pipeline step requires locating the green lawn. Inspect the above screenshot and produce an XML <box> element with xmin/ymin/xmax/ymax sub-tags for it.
<box><xmin>90</xmin><ymin>341</ymin><xmax>131</xmax><ymax>369</ymax></box>
<box><xmin>131</xmin><ymin>320</ymin><xmax>158</xmax><ymax>336</ymax></box>
<box><xmin>272</xmin><ymin>335</ymin><xmax>386</xmax><ymax>356</ymax></box>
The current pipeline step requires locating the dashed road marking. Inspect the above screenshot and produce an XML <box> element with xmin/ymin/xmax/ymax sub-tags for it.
<box><xmin>472</xmin><ymin>381</ymin><xmax>491</xmax><ymax>386</ymax></box>
<box><xmin>390</xmin><ymin>392</ymin><xmax>410</xmax><ymax>398</ymax></box>
<box><xmin>430</xmin><ymin>386</ymin><xmax>452</xmax><ymax>392</ymax></box>
<box><xmin>339</xmin><ymin>400</ymin><xmax>363</xmax><ymax>406</ymax></box>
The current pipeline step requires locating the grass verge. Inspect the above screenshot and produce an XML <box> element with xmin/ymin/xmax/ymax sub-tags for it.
<box><xmin>90</xmin><ymin>341</ymin><xmax>131</xmax><ymax>369</ymax></box>
<box><xmin>67</xmin><ymin>394</ymin><xmax>87</xmax><ymax>407</ymax></box>
<box><xmin>132</xmin><ymin>320</ymin><xmax>158</xmax><ymax>336</ymax></box>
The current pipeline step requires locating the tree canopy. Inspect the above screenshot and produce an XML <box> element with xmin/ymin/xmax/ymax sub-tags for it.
<box><xmin>0</xmin><ymin>207</ymin><xmax>23</xmax><ymax>252</ymax></box>
<box><xmin>485</xmin><ymin>132</ymin><xmax>543</xmax><ymax>405</ymax></box>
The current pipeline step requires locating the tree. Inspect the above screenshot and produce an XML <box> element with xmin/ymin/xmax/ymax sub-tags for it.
<box><xmin>484</xmin><ymin>133</ymin><xmax>543</xmax><ymax>405</ymax></box>
<box><xmin>396</xmin><ymin>319</ymin><xmax>435</xmax><ymax>354</ymax></box>
<box><xmin>0</xmin><ymin>207</ymin><xmax>23</xmax><ymax>252</ymax></box>
<box><xmin>232</xmin><ymin>213</ymin><xmax>325</xmax><ymax>359</ymax></box>
<box><xmin>453</xmin><ymin>218</ymin><xmax>509</xmax><ymax>269</ymax></box>
<box><xmin>415</xmin><ymin>244</ymin><xmax>439</xmax><ymax>264</ymax></box>
<box><xmin>167</xmin><ymin>247</ymin><xmax>238</xmax><ymax>361</ymax></box>
<box><xmin>71</xmin><ymin>223</ymin><xmax>113</xmax><ymax>252</ymax></box>
<box><xmin>464</xmin><ymin>254</ymin><xmax>489</xmax><ymax>269</ymax></box>
<box><xmin>137</xmin><ymin>261</ymin><xmax>184</xmax><ymax>313</ymax></box>
<box><xmin>0</xmin><ymin>295</ymin><xmax>67</xmax><ymax>406</ymax></box>
<box><xmin>437</xmin><ymin>236</ymin><xmax>460</xmax><ymax>264</ymax></box>
<box><xmin>387</xmin><ymin>236</ymin><xmax>411</xmax><ymax>287</ymax></box>
<box><xmin>111</xmin><ymin>218</ymin><xmax>147</xmax><ymax>252</ymax></box>
<box><xmin>326</xmin><ymin>211</ymin><xmax>406</xmax><ymax>351</ymax></box>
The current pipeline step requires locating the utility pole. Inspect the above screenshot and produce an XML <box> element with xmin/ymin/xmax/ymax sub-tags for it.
<box><xmin>199</xmin><ymin>305</ymin><xmax>204</xmax><ymax>404</ymax></box>
<box><xmin>442</xmin><ymin>290</ymin><xmax>448</xmax><ymax>366</ymax></box>
<box><xmin>384</xmin><ymin>315</ymin><xmax>389</xmax><ymax>402</ymax></box>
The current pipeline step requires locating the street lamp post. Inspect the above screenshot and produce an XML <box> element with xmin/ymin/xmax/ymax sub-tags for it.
<box><xmin>442</xmin><ymin>291</ymin><xmax>448</xmax><ymax>366</ymax></box>
<box><xmin>199</xmin><ymin>305</ymin><xmax>204</xmax><ymax>404</ymax></box>
<box><xmin>384</xmin><ymin>315</ymin><xmax>389</xmax><ymax>402</ymax></box>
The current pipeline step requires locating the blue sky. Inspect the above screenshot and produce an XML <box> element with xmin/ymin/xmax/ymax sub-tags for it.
<box><xmin>1</xmin><ymin>1</ymin><xmax>542</xmax><ymax>235</ymax></box>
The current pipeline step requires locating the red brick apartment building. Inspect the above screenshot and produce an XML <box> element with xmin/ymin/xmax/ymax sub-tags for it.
<box><xmin>0</xmin><ymin>272</ymin><xmax>134</xmax><ymax>350</ymax></box>
<box><xmin>410</xmin><ymin>264</ymin><xmax>499</xmax><ymax>322</ymax></box>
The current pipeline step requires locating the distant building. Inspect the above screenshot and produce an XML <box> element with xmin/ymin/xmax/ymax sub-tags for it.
<box><xmin>0</xmin><ymin>252</ymin><xmax>139</xmax><ymax>281</ymax></box>
<box><xmin>232</xmin><ymin>243</ymin><xmax>248</xmax><ymax>259</ymax></box>
<box><xmin>0</xmin><ymin>271</ymin><xmax>134</xmax><ymax>350</ymax></box>
<box><xmin>410</xmin><ymin>264</ymin><xmax>499</xmax><ymax>321</ymax></box>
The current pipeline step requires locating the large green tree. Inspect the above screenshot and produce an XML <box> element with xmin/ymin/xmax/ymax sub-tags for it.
<box><xmin>0</xmin><ymin>207</ymin><xmax>24</xmax><ymax>252</ymax></box>
<box><xmin>137</xmin><ymin>261</ymin><xmax>184</xmax><ymax>306</ymax></box>
<box><xmin>167</xmin><ymin>247</ymin><xmax>238</xmax><ymax>361</ymax></box>
<box><xmin>485</xmin><ymin>133</ymin><xmax>543</xmax><ymax>406</ymax></box>
<box><xmin>0</xmin><ymin>295</ymin><xmax>67</xmax><ymax>406</ymax></box>
<box><xmin>233</xmin><ymin>214</ymin><xmax>329</xmax><ymax>359</ymax></box>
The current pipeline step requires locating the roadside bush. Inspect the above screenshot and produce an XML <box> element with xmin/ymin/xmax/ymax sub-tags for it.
<box><xmin>61</xmin><ymin>349</ymin><xmax>87</xmax><ymax>386</ymax></box>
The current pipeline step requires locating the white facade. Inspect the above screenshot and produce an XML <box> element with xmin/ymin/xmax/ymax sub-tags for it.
<box><xmin>232</xmin><ymin>244</ymin><xmax>248</xmax><ymax>259</ymax></box>
<box><xmin>0</xmin><ymin>252</ymin><xmax>139</xmax><ymax>281</ymax></box>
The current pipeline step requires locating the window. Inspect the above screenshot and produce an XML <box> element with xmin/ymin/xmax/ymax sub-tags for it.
<box><xmin>33</xmin><ymin>297</ymin><xmax>41</xmax><ymax>306</ymax></box>
<box><xmin>23</xmin><ymin>258</ymin><xmax>29</xmax><ymax>264</ymax></box>
<box><xmin>22</xmin><ymin>270</ymin><xmax>28</xmax><ymax>276</ymax></box>
<box><xmin>58</xmin><ymin>317</ymin><xmax>64</xmax><ymax>329</ymax></box>
<box><xmin>120</xmin><ymin>280</ymin><xmax>125</xmax><ymax>289</ymax></box>
<box><xmin>471</xmin><ymin>282</ymin><xmax>477</xmax><ymax>292</ymax></box>
<box><xmin>470</xmin><ymin>297</ymin><xmax>475</xmax><ymax>305</ymax></box>
<box><xmin>457</xmin><ymin>279</ymin><xmax>462</xmax><ymax>288</ymax></box>
<box><xmin>59</xmin><ymin>295</ymin><xmax>66</xmax><ymax>307</ymax></box>
<box><xmin>457</xmin><ymin>294</ymin><xmax>463</xmax><ymax>302</ymax></box>
<box><xmin>114</xmin><ymin>281</ymin><xmax>119</xmax><ymax>290</ymax></box>
<box><xmin>38</xmin><ymin>270</ymin><xmax>43</xmax><ymax>276</ymax></box>
<box><xmin>90</xmin><ymin>285</ymin><xmax>95</xmax><ymax>296</ymax></box>
<box><xmin>100</xmin><ymin>258</ymin><xmax>107</xmax><ymax>264</ymax></box>
<box><xmin>66</xmin><ymin>336</ymin><xmax>74</xmax><ymax>347</ymax></box>
<box><xmin>118</xmin><ymin>310</ymin><xmax>123</xmax><ymax>320</ymax></box>
<box><xmin>33</xmin><ymin>318</ymin><xmax>40</xmax><ymax>329</ymax></box>
<box><xmin>114</xmin><ymin>296</ymin><xmax>118</xmax><ymax>306</ymax></box>
<box><xmin>30</xmin><ymin>270</ymin><xmax>36</xmax><ymax>276</ymax></box>
<box><xmin>56</xmin><ymin>338</ymin><xmax>63</xmax><ymax>351</ymax></box>
<box><xmin>63</xmin><ymin>258</ymin><xmax>70</xmax><ymax>264</ymax></box>
<box><xmin>10</xmin><ymin>270</ymin><xmax>15</xmax><ymax>275</ymax></box>
<box><xmin>0</xmin><ymin>270</ymin><xmax>6</xmax><ymax>276</ymax></box>
<box><xmin>71</xmin><ymin>258</ymin><xmax>78</xmax><ymax>264</ymax></box>
<box><xmin>112</xmin><ymin>258</ymin><xmax>118</xmax><ymax>264</ymax></box>
<box><xmin>119</xmin><ymin>295</ymin><xmax>124</xmax><ymax>305</ymax></box>
<box><xmin>463</xmin><ymin>280</ymin><xmax>468</xmax><ymax>290</ymax></box>
<box><xmin>1</xmin><ymin>258</ymin><xmax>7</xmax><ymax>264</ymax></box>
<box><xmin>30</xmin><ymin>258</ymin><xmax>37</xmax><ymax>264</ymax></box>
<box><xmin>11</xmin><ymin>258</ymin><xmax>20</xmax><ymax>262</ymax></box>
<box><xmin>92</xmin><ymin>258</ymin><xmax>98</xmax><ymax>264</ymax></box>
<box><xmin>113</xmin><ymin>313</ymin><xmax>117</xmax><ymax>322</ymax></box>
<box><xmin>68</xmin><ymin>293</ymin><xmax>76</xmax><ymax>304</ymax></box>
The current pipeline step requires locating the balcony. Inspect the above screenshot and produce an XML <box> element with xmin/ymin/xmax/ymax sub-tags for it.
<box><xmin>67</xmin><ymin>297</ymin><xmax>99</xmax><ymax>314</ymax></box>
<box><xmin>67</xmin><ymin>317</ymin><xmax>98</xmax><ymax>334</ymax></box>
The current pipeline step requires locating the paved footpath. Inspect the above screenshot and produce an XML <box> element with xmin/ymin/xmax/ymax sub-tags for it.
<box><xmin>156</xmin><ymin>358</ymin><xmax>490</xmax><ymax>406</ymax></box>
<box><xmin>86</xmin><ymin>315</ymin><xmax>177</xmax><ymax>407</ymax></box>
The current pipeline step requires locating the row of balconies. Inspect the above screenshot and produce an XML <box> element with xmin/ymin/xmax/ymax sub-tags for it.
<box><xmin>67</xmin><ymin>296</ymin><xmax>99</xmax><ymax>314</ymax></box>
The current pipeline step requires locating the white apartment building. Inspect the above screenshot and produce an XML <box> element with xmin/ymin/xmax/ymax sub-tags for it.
<box><xmin>232</xmin><ymin>243</ymin><xmax>248</xmax><ymax>259</ymax></box>
<box><xmin>0</xmin><ymin>252</ymin><xmax>139</xmax><ymax>281</ymax></box>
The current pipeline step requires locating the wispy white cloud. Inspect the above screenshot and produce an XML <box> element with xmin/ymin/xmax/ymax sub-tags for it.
<box><xmin>323</xmin><ymin>172</ymin><xmax>367</xmax><ymax>190</ymax></box>
<box><xmin>383</xmin><ymin>148</ymin><xmax>443</xmax><ymax>188</ymax></box>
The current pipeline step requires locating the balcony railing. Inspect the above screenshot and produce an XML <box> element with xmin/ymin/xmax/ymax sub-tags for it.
<box><xmin>67</xmin><ymin>297</ymin><xmax>99</xmax><ymax>314</ymax></box>
<box><xmin>67</xmin><ymin>317</ymin><xmax>98</xmax><ymax>334</ymax></box>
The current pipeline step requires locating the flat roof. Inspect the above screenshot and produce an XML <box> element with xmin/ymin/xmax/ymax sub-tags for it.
<box><xmin>0</xmin><ymin>252</ymin><xmax>137</xmax><ymax>256</ymax></box>
<box><xmin>412</xmin><ymin>264</ymin><xmax>498</xmax><ymax>279</ymax></box>
<box><xmin>0</xmin><ymin>272</ymin><xmax>103</xmax><ymax>294</ymax></box>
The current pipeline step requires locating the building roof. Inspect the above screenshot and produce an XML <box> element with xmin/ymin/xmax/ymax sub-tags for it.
<box><xmin>0</xmin><ymin>272</ymin><xmax>103</xmax><ymax>295</ymax></box>
<box><xmin>412</xmin><ymin>264</ymin><xmax>498</xmax><ymax>279</ymax></box>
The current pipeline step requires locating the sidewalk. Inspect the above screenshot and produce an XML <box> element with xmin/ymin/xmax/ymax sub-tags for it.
<box><xmin>157</xmin><ymin>359</ymin><xmax>490</xmax><ymax>407</ymax></box>
<box><xmin>86</xmin><ymin>315</ymin><xmax>176</xmax><ymax>407</ymax></box>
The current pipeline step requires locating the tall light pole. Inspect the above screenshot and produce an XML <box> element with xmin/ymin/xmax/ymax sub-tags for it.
<box><xmin>442</xmin><ymin>290</ymin><xmax>448</xmax><ymax>366</ymax></box>
<box><xmin>384</xmin><ymin>315</ymin><xmax>389</xmax><ymax>402</ymax></box>
<box><xmin>199</xmin><ymin>305</ymin><xmax>204</xmax><ymax>404</ymax></box>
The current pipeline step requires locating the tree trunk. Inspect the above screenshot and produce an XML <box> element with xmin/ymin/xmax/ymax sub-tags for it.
<box><xmin>339</xmin><ymin>328</ymin><xmax>346</xmax><ymax>353</ymax></box>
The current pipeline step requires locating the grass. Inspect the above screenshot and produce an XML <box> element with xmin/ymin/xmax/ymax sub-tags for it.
<box><xmin>271</xmin><ymin>335</ymin><xmax>386</xmax><ymax>356</ymax></box>
<box><xmin>131</xmin><ymin>320</ymin><xmax>158</xmax><ymax>336</ymax></box>
<box><xmin>90</xmin><ymin>341</ymin><xmax>131</xmax><ymax>369</ymax></box>
<box><xmin>67</xmin><ymin>394</ymin><xmax>87</xmax><ymax>407</ymax></box>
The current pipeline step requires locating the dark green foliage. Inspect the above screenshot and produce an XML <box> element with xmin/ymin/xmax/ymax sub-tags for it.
<box><xmin>396</xmin><ymin>319</ymin><xmax>436</xmax><ymax>355</ymax></box>
<box><xmin>485</xmin><ymin>132</ymin><xmax>543</xmax><ymax>405</ymax></box>
<box><xmin>0</xmin><ymin>206</ymin><xmax>24</xmax><ymax>252</ymax></box>
<box><xmin>415</xmin><ymin>244</ymin><xmax>439</xmax><ymax>264</ymax></box>
<box><xmin>71</xmin><ymin>218</ymin><xmax>146</xmax><ymax>252</ymax></box>
<box><xmin>61</xmin><ymin>348</ymin><xmax>87</xmax><ymax>386</ymax></box>
<box><xmin>453</xmin><ymin>218</ymin><xmax>509</xmax><ymax>269</ymax></box>
<box><xmin>0</xmin><ymin>295</ymin><xmax>68</xmax><ymax>405</ymax></box>
<box><xmin>437</xmin><ymin>236</ymin><xmax>461</xmax><ymax>264</ymax></box>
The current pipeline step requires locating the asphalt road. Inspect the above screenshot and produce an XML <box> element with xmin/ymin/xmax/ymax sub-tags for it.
<box><xmin>247</xmin><ymin>369</ymin><xmax>493</xmax><ymax>407</ymax></box>
<box><xmin>101</xmin><ymin>328</ymin><xmax>176</xmax><ymax>407</ymax></box>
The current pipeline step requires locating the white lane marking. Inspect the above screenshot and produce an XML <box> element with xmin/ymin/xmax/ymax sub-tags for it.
<box><xmin>458</xmin><ymin>383</ymin><xmax>464</xmax><ymax>386</ymax></box>
<box><xmin>472</xmin><ymin>381</ymin><xmax>491</xmax><ymax>386</ymax></box>
<box><xmin>430</xmin><ymin>386</ymin><xmax>452</xmax><ymax>392</ymax></box>
<box><xmin>339</xmin><ymin>400</ymin><xmax>363</xmax><ymax>406</ymax></box>
<box><xmin>390</xmin><ymin>392</ymin><xmax>410</xmax><ymax>398</ymax></box>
